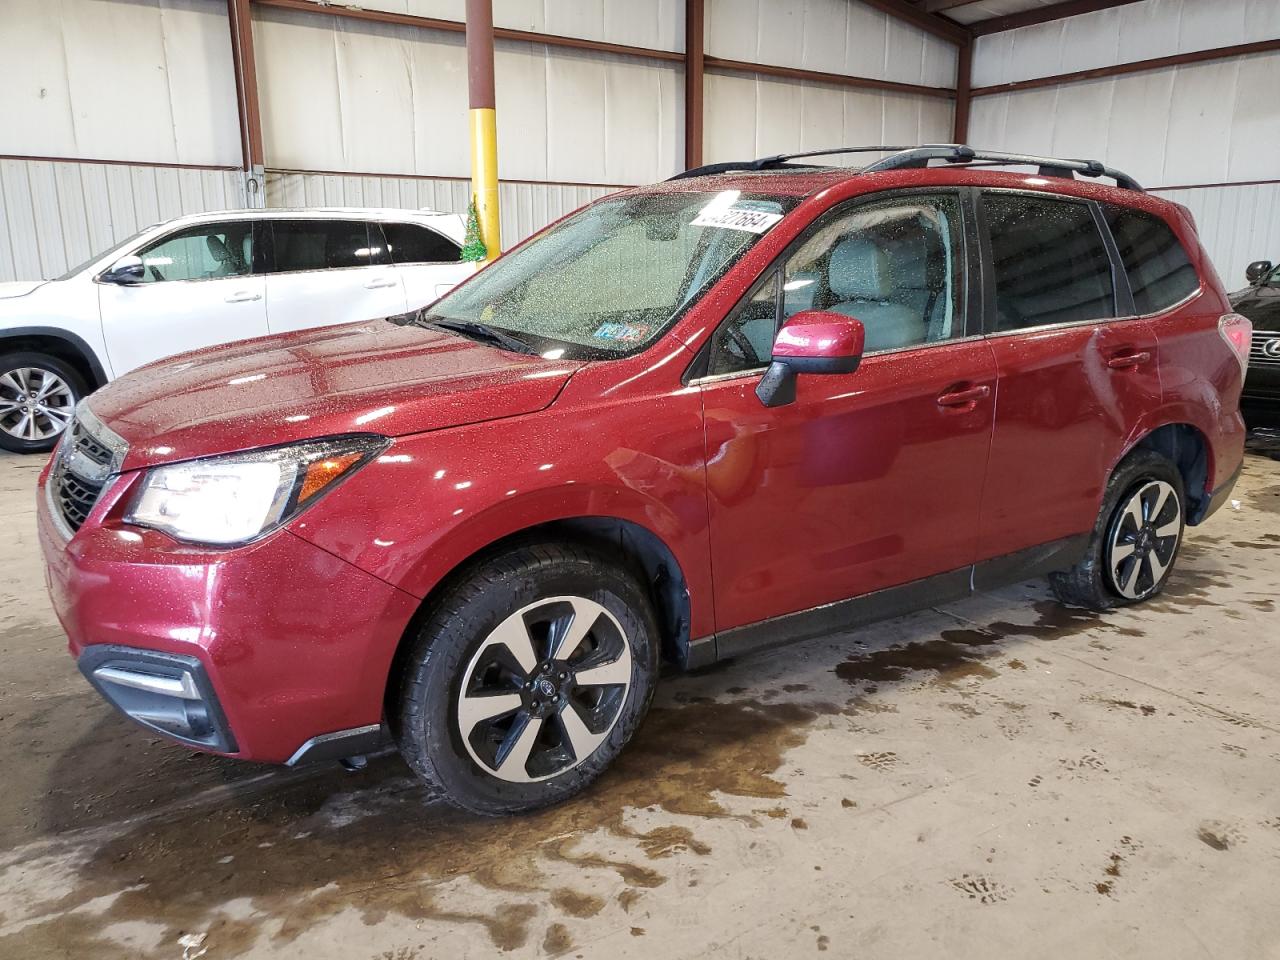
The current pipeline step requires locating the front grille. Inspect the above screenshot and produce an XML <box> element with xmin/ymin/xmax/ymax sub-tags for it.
<box><xmin>1249</xmin><ymin>330</ymin><xmax>1280</xmax><ymax>366</ymax></box>
<box><xmin>49</xmin><ymin>410</ymin><xmax>126</xmax><ymax>535</ymax></box>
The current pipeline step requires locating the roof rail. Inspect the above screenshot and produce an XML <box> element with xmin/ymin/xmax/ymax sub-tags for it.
<box><xmin>861</xmin><ymin>144</ymin><xmax>1143</xmax><ymax>191</ymax></box>
<box><xmin>667</xmin><ymin>146</ymin><xmax>916</xmax><ymax>181</ymax></box>
<box><xmin>669</xmin><ymin>143</ymin><xmax>1143</xmax><ymax>191</ymax></box>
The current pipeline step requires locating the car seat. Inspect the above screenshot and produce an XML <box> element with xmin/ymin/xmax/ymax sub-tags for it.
<box><xmin>825</xmin><ymin>237</ymin><xmax>926</xmax><ymax>352</ymax></box>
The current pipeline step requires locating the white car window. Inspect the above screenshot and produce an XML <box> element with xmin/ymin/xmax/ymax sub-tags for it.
<box><xmin>137</xmin><ymin>222</ymin><xmax>254</xmax><ymax>283</ymax></box>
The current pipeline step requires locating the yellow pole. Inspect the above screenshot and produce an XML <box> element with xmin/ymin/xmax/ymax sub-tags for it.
<box><xmin>470</xmin><ymin>108</ymin><xmax>500</xmax><ymax>261</ymax></box>
<box><xmin>466</xmin><ymin>0</ymin><xmax>500</xmax><ymax>261</ymax></box>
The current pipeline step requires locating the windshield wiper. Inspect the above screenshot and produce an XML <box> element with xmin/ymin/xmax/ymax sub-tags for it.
<box><xmin>411</xmin><ymin>314</ymin><xmax>536</xmax><ymax>355</ymax></box>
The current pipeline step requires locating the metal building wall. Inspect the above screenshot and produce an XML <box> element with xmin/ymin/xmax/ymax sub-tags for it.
<box><xmin>969</xmin><ymin>0</ymin><xmax>1280</xmax><ymax>285</ymax></box>
<box><xmin>0</xmin><ymin>158</ymin><xmax>245</xmax><ymax>282</ymax></box>
<box><xmin>238</xmin><ymin>0</ymin><xmax>675</xmax><ymax>249</ymax></box>
<box><xmin>0</xmin><ymin>0</ymin><xmax>246</xmax><ymax>281</ymax></box>
<box><xmin>703</xmin><ymin>0</ymin><xmax>958</xmax><ymax>162</ymax></box>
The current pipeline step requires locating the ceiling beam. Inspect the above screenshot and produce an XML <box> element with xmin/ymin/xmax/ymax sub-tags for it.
<box><xmin>705</xmin><ymin>56</ymin><xmax>956</xmax><ymax>98</ymax></box>
<box><xmin>971</xmin><ymin>0</ymin><xmax>1144</xmax><ymax>37</ymax></box>
<box><xmin>922</xmin><ymin>0</ymin><xmax>980</xmax><ymax>12</ymax></box>
<box><xmin>855</xmin><ymin>0</ymin><xmax>970</xmax><ymax>45</ymax></box>
<box><xmin>971</xmin><ymin>36</ymin><xmax>1280</xmax><ymax>96</ymax></box>
<box><xmin>252</xmin><ymin>0</ymin><xmax>684</xmax><ymax>62</ymax></box>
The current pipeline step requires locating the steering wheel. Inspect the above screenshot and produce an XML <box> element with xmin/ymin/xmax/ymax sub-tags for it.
<box><xmin>725</xmin><ymin>325</ymin><xmax>762</xmax><ymax>366</ymax></box>
<box><xmin>148</xmin><ymin>265</ymin><xmax>165</xmax><ymax>282</ymax></box>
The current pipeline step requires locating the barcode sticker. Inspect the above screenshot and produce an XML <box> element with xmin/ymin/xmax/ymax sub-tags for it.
<box><xmin>691</xmin><ymin>205</ymin><xmax>784</xmax><ymax>234</ymax></box>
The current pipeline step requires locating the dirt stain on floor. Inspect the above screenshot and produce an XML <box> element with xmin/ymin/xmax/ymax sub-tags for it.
<box><xmin>2</xmin><ymin>562</ymin><xmax>1235</xmax><ymax>959</ymax></box>
<box><xmin>0</xmin><ymin>697</ymin><xmax>824</xmax><ymax>960</ymax></box>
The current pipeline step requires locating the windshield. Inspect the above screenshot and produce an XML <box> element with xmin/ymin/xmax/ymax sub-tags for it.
<box><xmin>422</xmin><ymin>190</ymin><xmax>798</xmax><ymax>358</ymax></box>
<box><xmin>56</xmin><ymin>226</ymin><xmax>155</xmax><ymax>281</ymax></box>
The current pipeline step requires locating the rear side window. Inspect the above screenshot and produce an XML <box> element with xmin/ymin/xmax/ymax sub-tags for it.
<box><xmin>983</xmin><ymin>194</ymin><xmax>1115</xmax><ymax>331</ymax></box>
<box><xmin>382</xmin><ymin>222</ymin><xmax>461</xmax><ymax>264</ymax></box>
<box><xmin>1103</xmin><ymin>206</ymin><xmax>1200</xmax><ymax>314</ymax></box>
<box><xmin>268</xmin><ymin>220</ymin><xmax>378</xmax><ymax>273</ymax></box>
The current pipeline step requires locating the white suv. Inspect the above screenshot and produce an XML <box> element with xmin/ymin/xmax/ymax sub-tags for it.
<box><xmin>0</xmin><ymin>207</ymin><xmax>472</xmax><ymax>452</ymax></box>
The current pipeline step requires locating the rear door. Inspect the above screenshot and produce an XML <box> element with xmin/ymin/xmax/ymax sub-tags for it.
<box><xmin>262</xmin><ymin>219</ymin><xmax>407</xmax><ymax>333</ymax></box>
<box><xmin>98</xmin><ymin>219</ymin><xmax>268</xmax><ymax>373</ymax></box>
<box><xmin>975</xmin><ymin>191</ymin><xmax>1162</xmax><ymax>562</ymax></box>
<box><xmin>377</xmin><ymin>220</ymin><xmax>474</xmax><ymax>311</ymax></box>
<box><xmin>698</xmin><ymin>191</ymin><xmax>997</xmax><ymax>632</ymax></box>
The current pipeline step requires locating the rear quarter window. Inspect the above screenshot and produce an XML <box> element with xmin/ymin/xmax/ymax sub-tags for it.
<box><xmin>1103</xmin><ymin>206</ymin><xmax>1200</xmax><ymax>315</ymax></box>
<box><xmin>383</xmin><ymin>222</ymin><xmax>461</xmax><ymax>264</ymax></box>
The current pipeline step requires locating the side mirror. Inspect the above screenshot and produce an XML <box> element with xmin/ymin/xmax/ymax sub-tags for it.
<box><xmin>756</xmin><ymin>310</ymin><xmax>865</xmax><ymax>408</ymax></box>
<box><xmin>1246</xmin><ymin>260</ymin><xmax>1273</xmax><ymax>284</ymax></box>
<box><xmin>101</xmin><ymin>255</ymin><xmax>145</xmax><ymax>285</ymax></box>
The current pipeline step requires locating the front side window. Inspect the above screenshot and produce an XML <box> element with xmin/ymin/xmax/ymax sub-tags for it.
<box><xmin>984</xmin><ymin>194</ymin><xmax>1115</xmax><ymax>331</ymax></box>
<box><xmin>383</xmin><ymin>222</ymin><xmax>461</xmax><ymax>264</ymax></box>
<box><xmin>135</xmin><ymin>222</ymin><xmax>253</xmax><ymax>283</ymax></box>
<box><xmin>268</xmin><ymin>220</ymin><xmax>379</xmax><ymax>273</ymax></box>
<box><xmin>423</xmin><ymin>190</ymin><xmax>797</xmax><ymax>359</ymax></box>
<box><xmin>707</xmin><ymin>193</ymin><xmax>966</xmax><ymax>375</ymax></box>
<box><xmin>1103</xmin><ymin>206</ymin><xmax>1200</xmax><ymax>314</ymax></box>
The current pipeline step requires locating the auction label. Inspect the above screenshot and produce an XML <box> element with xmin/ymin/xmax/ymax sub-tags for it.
<box><xmin>692</xmin><ymin>205</ymin><xmax>784</xmax><ymax>234</ymax></box>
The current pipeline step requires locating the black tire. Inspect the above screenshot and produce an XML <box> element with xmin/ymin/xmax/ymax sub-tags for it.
<box><xmin>0</xmin><ymin>351</ymin><xmax>87</xmax><ymax>454</ymax></box>
<box><xmin>1049</xmin><ymin>448</ymin><xmax>1186</xmax><ymax>611</ymax></box>
<box><xmin>395</xmin><ymin>541</ymin><xmax>660</xmax><ymax>816</ymax></box>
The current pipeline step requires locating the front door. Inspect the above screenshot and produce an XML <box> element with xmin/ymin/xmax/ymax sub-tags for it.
<box><xmin>698</xmin><ymin>192</ymin><xmax>997</xmax><ymax>633</ymax></box>
<box><xmin>263</xmin><ymin>219</ymin><xmax>408</xmax><ymax>333</ymax></box>
<box><xmin>975</xmin><ymin>191</ymin><xmax>1163</xmax><ymax>561</ymax></box>
<box><xmin>98</xmin><ymin>219</ymin><xmax>268</xmax><ymax>375</ymax></box>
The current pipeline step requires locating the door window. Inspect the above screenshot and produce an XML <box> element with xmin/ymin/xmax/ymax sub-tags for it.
<box><xmin>1102</xmin><ymin>206</ymin><xmax>1200</xmax><ymax>314</ymax></box>
<box><xmin>983</xmin><ymin>194</ymin><xmax>1115</xmax><ymax>331</ymax></box>
<box><xmin>383</xmin><ymin>222</ymin><xmax>461</xmax><ymax>264</ymax></box>
<box><xmin>707</xmin><ymin>194</ymin><xmax>966</xmax><ymax>375</ymax></box>
<box><xmin>135</xmin><ymin>222</ymin><xmax>253</xmax><ymax>283</ymax></box>
<box><xmin>267</xmin><ymin>220</ymin><xmax>379</xmax><ymax>273</ymax></box>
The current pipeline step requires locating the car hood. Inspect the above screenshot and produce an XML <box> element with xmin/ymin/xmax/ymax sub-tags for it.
<box><xmin>88</xmin><ymin>319</ymin><xmax>583</xmax><ymax>470</ymax></box>
<box><xmin>0</xmin><ymin>280</ymin><xmax>49</xmax><ymax>300</ymax></box>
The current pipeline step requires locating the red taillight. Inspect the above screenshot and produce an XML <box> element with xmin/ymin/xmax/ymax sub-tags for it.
<box><xmin>1219</xmin><ymin>313</ymin><xmax>1252</xmax><ymax>376</ymax></box>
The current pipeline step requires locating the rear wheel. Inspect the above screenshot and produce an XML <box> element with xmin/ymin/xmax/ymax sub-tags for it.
<box><xmin>0</xmin><ymin>352</ymin><xmax>85</xmax><ymax>454</ymax></box>
<box><xmin>1049</xmin><ymin>449</ymin><xmax>1185</xmax><ymax>610</ymax></box>
<box><xmin>395</xmin><ymin>542</ymin><xmax>659</xmax><ymax>815</ymax></box>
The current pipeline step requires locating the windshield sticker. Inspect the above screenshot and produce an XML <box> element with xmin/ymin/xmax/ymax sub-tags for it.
<box><xmin>593</xmin><ymin>322</ymin><xmax>651</xmax><ymax>343</ymax></box>
<box><xmin>691</xmin><ymin>205</ymin><xmax>784</xmax><ymax>234</ymax></box>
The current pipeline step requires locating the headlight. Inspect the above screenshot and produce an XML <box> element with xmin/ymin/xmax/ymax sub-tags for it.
<box><xmin>125</xmin><ymin>436</ymin><xmax>388</xmax><ymax>546</ymax></box>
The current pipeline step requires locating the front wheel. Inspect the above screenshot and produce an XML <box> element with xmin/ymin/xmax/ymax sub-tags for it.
<box><xmin>395</xmin><ymin>542</ymin><xmax>659</xmax><ymax>815</ymax></box>
<box><xmin>1049</xmin><ymin>449</ymin><xmax>1185</xmax><ymax>610</ymax></box>
<box><xmin>0</xmin><ymin>352</ymin><xmax>86</xmax><ymax>454</ymax></box>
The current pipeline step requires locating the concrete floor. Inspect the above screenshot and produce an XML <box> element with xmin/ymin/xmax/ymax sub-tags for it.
<box><xmin>2</xmin><ymin>443</ymin><xmax>1279</xmax><ymax>960</ymax></box>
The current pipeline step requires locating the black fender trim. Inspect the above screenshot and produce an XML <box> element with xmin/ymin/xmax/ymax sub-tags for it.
<box><xmin>0</xmin><ymin>325</ymin><xmax>109</xmax><ymax>386</ymax></box>
<box><xmin>1190</xmin><ymin>460</ymin><xmax>1242</xmax><ymax>526</ymax></box>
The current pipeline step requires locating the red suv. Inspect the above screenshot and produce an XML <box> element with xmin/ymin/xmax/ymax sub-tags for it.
<box><xmin>38</xmin><ymin>146</ymin><xmax>1249</xmax><ymax>815</ymax></box>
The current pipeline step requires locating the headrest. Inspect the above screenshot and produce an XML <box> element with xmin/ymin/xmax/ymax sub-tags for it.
<box><xmin>829</xmin><ymin>237</ymin><xmax>892</xmax><ymax>301</ymax></box>
<box><xmin>206</xmin><ymin>234</ymin><xmax>232</xmax><ymax>263</ymax></box>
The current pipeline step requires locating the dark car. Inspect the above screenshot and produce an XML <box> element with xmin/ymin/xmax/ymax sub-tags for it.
<box><xmin>1231</xmin><ymin>259</ymin><xmax>1280</xmax><ymax>426</ymax></box>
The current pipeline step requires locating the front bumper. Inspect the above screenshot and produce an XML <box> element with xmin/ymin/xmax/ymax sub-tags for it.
<box><xmin>38</xmin><ymin>470</ymin><xmax>420</xmax><ymax>764</ymax></box>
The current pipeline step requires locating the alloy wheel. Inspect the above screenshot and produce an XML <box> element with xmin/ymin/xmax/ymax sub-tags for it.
<box><xmin>0</xmin><ymin>367</ymin><xmax>75</xmax><ymax>442</ymax></box>
<box><xmin>1106</xmin><ymin>479</ymin><xmax>1181</xmax><ymax>600</ymax></box>
<box><xmin>456</xmin><ymin>595</ymin><xmax>633</xmax><ymax>783</ymax></box>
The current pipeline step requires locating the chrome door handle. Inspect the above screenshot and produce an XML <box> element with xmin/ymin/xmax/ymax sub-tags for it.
<box><xmin>364</xmin><ymin>279</ymin><xmax>397</xmax><ymax>290</ymax></box>
<box><xmin>1107</xmin><ymin>350</ymin><xmax>1151</xmax><ymax>369</ymax></box>
<box><xmin>937</xmin><ymin>384</ymin><xmax>991</xmax><ymax>407</ymax></box>
<box><xmin>225</xmin><ymin>291</ymin><xmax>262</xmax><ymax>303</ymax></box>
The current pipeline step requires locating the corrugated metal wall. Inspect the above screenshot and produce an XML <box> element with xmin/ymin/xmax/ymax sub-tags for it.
<box><xmin>264</xmin><ymin>171</ymin><xmax>617</xmax><ymax>250</ymax></box>
<box><xmin>969</xmin><ymin>0</ymin><xmax>1280</xmax><ymax>283</ymax></box>
<box><xmin>0</xmin><ymin>158</ymin><xmax>246</xmax><ymax>282</ymax></box>
<box><xmin>703</xmin><ymin>0</ymin><xmax>957</xmax><ymax>161</ymax></box>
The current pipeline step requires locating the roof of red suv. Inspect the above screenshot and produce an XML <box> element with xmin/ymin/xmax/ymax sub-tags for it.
<box><xmin>642</xmin><ymin>144</ymin><xmax>1189</xmax><ymax>224</ymax></box>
